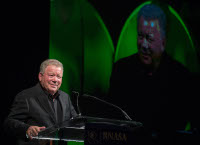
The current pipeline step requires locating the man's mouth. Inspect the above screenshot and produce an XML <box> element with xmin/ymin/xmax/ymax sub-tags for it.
<box><xmin>50</xmin><ymin>84</ymin><xmax>57</xmax><ymax>88</ymax></box>
<box><xmin>139</xmin><ymin>47</ymin><xmax>151</xmax><ymax>56</ymax></box>
<box><xmin>141</xmin><ymin>53</ymin><xmax>150</xmax><ymax>60</ymax></box>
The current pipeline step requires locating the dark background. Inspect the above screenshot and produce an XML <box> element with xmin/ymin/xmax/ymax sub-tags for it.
<box><xmin>3</xmin><ymin>0</ymin><xmax>200</xmax><ymax>143</ymax></box>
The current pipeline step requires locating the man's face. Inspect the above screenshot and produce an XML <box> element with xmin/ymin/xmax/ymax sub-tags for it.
<box><xmin>39</xmin><ymin>65</ymin><xmax>63</xmax><ymax>95</ymax></box>
<box><xmin>137</xmin><ymin>16</ymin><xmax>165</xmax><ymax>66</ymax></box>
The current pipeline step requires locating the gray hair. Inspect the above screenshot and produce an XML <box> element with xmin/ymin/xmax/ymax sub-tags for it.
<box><xmin>40</xmin><ymin>59</ymin><xmax>63</xmax><ymax>74</ymax></box>
<box><xmin>137</xmin><ymin>4</ymin><xmax>166</xmax><ymax>39</ymax></box>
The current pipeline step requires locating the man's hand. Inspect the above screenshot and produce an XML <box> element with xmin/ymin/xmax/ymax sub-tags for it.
<box><xmin>26</xmin><ymin>126</ymin><xmax>46</xmax><ymax>140</ymax></box>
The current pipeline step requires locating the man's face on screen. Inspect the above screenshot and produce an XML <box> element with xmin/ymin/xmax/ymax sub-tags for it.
<box><xmin>137</xmin><ymin>16</ymin><xmax>165</xmax><ymax>67</ymax></box>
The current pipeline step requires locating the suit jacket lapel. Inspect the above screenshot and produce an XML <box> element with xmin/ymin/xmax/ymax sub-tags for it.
<box><xmin>35</xmin><ymin>84</ymin><xmax>57</xmax><ymax>124</ymax></box>
<box><xmin>58</xmin><ymin>93</ymin><xmax>65</xmax><ymax>122</ymax></box>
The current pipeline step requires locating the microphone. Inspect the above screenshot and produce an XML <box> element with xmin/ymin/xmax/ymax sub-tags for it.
<box><xmin>72</xmin><ymin>91</ymin><xmax>82</xmax><ymax>116</ymax></box>
<box><xmin>82</xmin><ymin>93</ymin><xmax>133</xmax><ymax>121</ymax></box>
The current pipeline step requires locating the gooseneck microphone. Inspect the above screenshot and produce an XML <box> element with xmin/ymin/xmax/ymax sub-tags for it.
<box><xmin>82</xmin><ymin>93</ymin><xmax>133</xmax><ymax>121</ymax></box>
<box><xmin>72</xmin><ymin>91</ymin><xmax>82</xmax><ymax>116</ymax></box>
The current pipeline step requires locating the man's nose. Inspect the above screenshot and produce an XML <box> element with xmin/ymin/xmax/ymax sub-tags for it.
<box><xmin>142</xmin><ymin>38</ymin><xmax>148</xmax><ymax>49</ymax></box>
<box><xmin>52</xmin><ymin>76</ymin><xmax>58</xmax><ymax>82</ymax></box>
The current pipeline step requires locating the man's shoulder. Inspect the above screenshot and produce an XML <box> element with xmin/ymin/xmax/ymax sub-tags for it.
<box><xmin>16</xmin><ymin>83</ymin><xmax>41</xmax><ymax>98</ymax></box>
<box><xmin>163</xmin><ymin>53</ymin><xmax>190</xmax><ymax>74</ymax></box>
<box><xmin>115</xmin><ymin>53</ymin><xmax>137</xmax><ymax>63</ymax></box>
<box><xmin>114</xmin><ymin>54</ymin><xmax>138</xmax><ymax>68</ymax></box>
<box><xmin>58</xmin><ymin>90</ymin><xmax>70</xmax><ymax>98</ymax></box>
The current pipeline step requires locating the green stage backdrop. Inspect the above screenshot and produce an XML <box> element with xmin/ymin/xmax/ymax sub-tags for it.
<box><xmin>49</xmin><ymin>0</ymin><xmax>199</xmax><ymax>144</ymax></box>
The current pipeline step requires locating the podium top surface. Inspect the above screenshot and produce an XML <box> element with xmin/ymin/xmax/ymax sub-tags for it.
<box><xmin>33</xmin><ymin>116</ymin><xmax>143</xmax><ymax>142</ymax></box>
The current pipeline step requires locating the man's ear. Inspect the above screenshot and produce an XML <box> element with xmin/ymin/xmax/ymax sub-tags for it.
<box><xmin>38</xmin><ymin>73</ymin><xmax>43</xmax><ymax>82</ymax></box>
<box><xmin>161</xmin><ymin>38</ymin><xmax>166</xmax><ymax>51</ymax></box>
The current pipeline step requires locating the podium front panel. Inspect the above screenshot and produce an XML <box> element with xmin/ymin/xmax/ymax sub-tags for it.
<box><xmin>85</xmin><ymin>122</ymin><xmax>147</xmax><ymax>145</ymax></box>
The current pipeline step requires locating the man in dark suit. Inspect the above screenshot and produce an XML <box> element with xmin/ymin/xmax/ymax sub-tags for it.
<box><xmin>108</xmin><ymin>4</ymin><xmax>191</xmax><ymax>145</ymax></box>
<box><xmin>4</xmin><ymin>59</ymin><xmax>77</xmax><ymax>145</ymax></box>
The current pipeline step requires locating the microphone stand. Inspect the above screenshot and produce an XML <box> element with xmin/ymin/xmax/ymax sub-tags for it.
<box><xmin>82</xmin><ymin>94</ymin><xmax>133</xmax><ymax>121</ymax></box>
<box><xmin>72</xmin><ymin>91</ymin><xmax>82</xmax><ymax>116</ymax></box>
